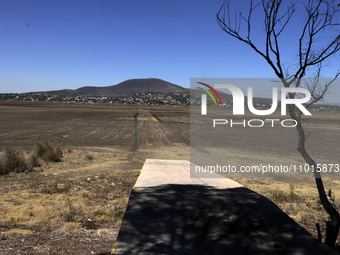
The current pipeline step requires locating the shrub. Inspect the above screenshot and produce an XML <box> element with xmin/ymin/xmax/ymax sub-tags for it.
<box><xmin>0</xmin><ymin>149</ymin><xmax>31</xmax><ymax>175</ymax></box>
<box><xmin>67</xmin><ymin>146</ymin><xmax>73</xmax><ymax>153</ymax></box>
<box><xmin>0</xmin><ymin>161</ymin><xmax>4</xmax><ymax>175</ymax></box>
<box><xmin>94</xmin><ymin>207</ymin><xmax>125</xmax><ymax>219</ymax></box>
<box><xmin>36</xmin><ymin>141</ymin><xmax>49</xmax><ymax>158</ymax></box>
<box><xmin>269</xmin><ymin>189</ymin><xmax>300</xmax><ymax>203</ymax></box>
<box><xmin>63</xmin><ymin>210</ymin><xmax>77</xmax><ymax>222</ymax></box>
<box><xmin>45</xmin><ymin>146</ymin><xmax>62</xmax><ymax>162</ymax></box>
<box><xmin>0</xmin><ymin>142</ymin><xmax>63</xmax><ymax>175</ymax></box>
<box><xmin>109</xmin><ymin>208</ymin><xmax>125</xmax><ymax>218</ymax></box>
<box><xmin>29</xmin><ymin>153</ymin><xmax>40</xmax><ymax>167</ymax></box>
<box><xmin>58</xmin><ymin>222</ymin><xmax>80</xmax><ymax>233</ymax></box>
<box><xmin>86</xmin><ymin>154</ymin><xmax>94</xmax><ymax>161</ymax></box>
<box><xmin>35</xmin><ymin>141</ymin><xmax>62</xmax><ymax>162</ymax></box>
<box><xmin>58</xmin><ymin>199</ymin><xmax>80</xmax><ymax>223</ymax></box>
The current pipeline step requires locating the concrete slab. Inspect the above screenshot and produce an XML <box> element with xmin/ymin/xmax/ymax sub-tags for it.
<box><xmin>134</xmin><ymin>159</ymin><xmax>242</xmax><ymax>189</ymax></box>
<box><xmin>112</xmin><ymin>159</ymin><xmax>338</xmax><ymax>255</ymax></box>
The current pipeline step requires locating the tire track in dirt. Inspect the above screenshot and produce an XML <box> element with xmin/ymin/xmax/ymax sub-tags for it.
<box><xmin>138</xmin><ymin>109</ymin><xmax>172</xmax><ymax>148</ymax></box>
<box><xmin>99</xmin><ymin>116</ymin><xmax>134</xmax><ymax>141</ymax></box>
<box><xmin>128</xmin><ymin>109</ymin><xmax>175</xmax><ymax>151</ymax></box>
<box><xmin>130</xmin><ymin>111</ymin><xmax>139</xmax><ymax>152</ymax></box>
<box><xmin>150</xmin><ymin>112</ymin><xmax>162</xmax><ymax>123</ymax></box>
<box><xmin>148</xmin><ymin>110</ymin><xmax>190</xmax><ymax>146</ymax></box>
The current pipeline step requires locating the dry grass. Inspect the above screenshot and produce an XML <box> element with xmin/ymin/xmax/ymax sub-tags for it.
<box><xmin>96</xmin><ymin>228</ymin><xmax>115</xmax><ymax>236</ymax></box>
<box><xmin>0</xmin><ymin>149</ymin><xmax>32</xmax><ymax>175</ymax></box>
<box><xmin>1</xmin><ymin>145</ymin><xmax>336</xmax><ymax>243</ymax></box>
<box><xmin>0</xmin><ymin>142</ymin><xmax>63</xmax><ymax>176</ymax></box>
<box><xmin>94</xmin><ymin>207</ymin><xmax>125</xmax><ymax>219</ymax></box>
<box><xmin>67</xmin><ymin>145</ymin><xmax>73</xmax><ymax>153</ymax></box>
<box><xmin>0</xmin><ymin>148</ymin><xmax>139</xmax><ymax>232</ymax></box>
<box><xmin>29</xmin><ymin>153</ymin><xmax>40</xmax><ymax>167</ymax></box>
<box><xmin>268</xmin><ymin>184</ymin><xmax>301</xmax><ymax>203</ymax></box>
<box><xmin>1</xmin><ymin>229</ymin><xmax>33</xmax><ymax>236</ymax></box>
<box><xmin>58</xmin><ymin>222</ymin><xmax>81</xmax><ymax>233</ymax></box>
<box><xmin>86</xmin><ymin>154</ymin><xmax>94</xmax><ymax>161</ymax></box>
<box><xmin>235</xmin><ymin>178</ymin><xmax>340</xmax><ymax>239</ymax></box>
<box><xmin>36</xmin><ymin>141</ymin><xmax>62</xmax><ymax>162</ymax></box>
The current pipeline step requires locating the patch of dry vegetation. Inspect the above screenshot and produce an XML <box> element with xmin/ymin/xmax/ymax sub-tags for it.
<box><xmin>1</xmin><ymin>229</ymin><xmax>33</xmax><ymax>237</ymax></box>
<box><xmin>0</xmin><ymin>149</ymin><xmax>33</xmax><ymax>175</ymax></box>
<box><xmin>85</xmin><ymin>154</ymin><xmax>94</xmax><ymax>161</ymax></box>
<box><xmin>58</xmin><ymin>222</ymin><xmax>81</xmax><ymax>233</ymax></box>
<box><xmin>35</xmin><ymin>141</ymin><xmax>63</xmax><ymax>162</ymax></box>
<box><xmin>0</xmin><ymin>141</ymin><xmax>63</xmax><ymax>176</ymax></box>
<box><xmin>0</xmin><ymin>147</ymin><xmax>139</xmax><ymax>234</ymax></box>
<box><xmin>96</xmin><ymin>228</ymin><xmax>116</xmax><ymax>236</ymax></box>
<box><xmin>235</xmin><ymin>178</ymin><xmax>340</xmax><ymax>240</ymax></box>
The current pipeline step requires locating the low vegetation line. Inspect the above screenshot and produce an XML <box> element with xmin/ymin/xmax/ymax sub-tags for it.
<box><xmin>0</xmin><ymin>141</ymin><xmax>62</xmax><ymax>175</ymax></box>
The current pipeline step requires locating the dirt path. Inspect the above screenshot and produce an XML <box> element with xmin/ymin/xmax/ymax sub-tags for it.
<box><xmin>136</xmin><ymin>109</ymin><xmax>172</xmax><ymax>148</ymax></box>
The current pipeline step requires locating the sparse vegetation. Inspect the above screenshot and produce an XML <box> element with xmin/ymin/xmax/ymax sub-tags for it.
<box><xmin>268</xmin><ymin>186</ymin><xmax>300</xmax><ymax>204</ymax></box>
<box><xmin>0</xmin><ymin>148</ymin><xmax>138</xmax><ymax>230</ymax></box>
<box><xmin>94</xmin><ymin>207</ymin><xmax>125</xmax><ymax>219</ymax></box>
<box><xmin>29</xmin><ymin>153</ymin><xmax>40</xmax><ymax>167</ymax></box>
<box><xmin>0</xmin><ymin>142</ymin><xmax>63</xmax><ymax>175</ymax></box>
<box><xmin>36</xmin><ymin>141</ymin><xmax>62</xmax><ymax>162</ymax></box>
<box><xmin>86</xmin><ymin>154</ymin><xmax>94</xmax><ymax>161</ymax></box>
<box><xmin>61</xmin><ymin>209</ymin><xmax>78</xmax><ymax>222</ymax></box>
<box><xmin>0</xmin><ymin>149</ymin><xmax>32</xmax><ymax>175</ymax></box>
<box><xmin>96</xmin><ymin>228</ymin><xmax>115</xmax><ymax>236</ymax></box>
<box><xmin>67</xmin><ymin>145</ymin><xmax>73</xmax><ymax>153</ymax></box>
<box><xmin>58</xmin><ymin>222</ymin><xmax>80</xmax><ymax>233</ymax></box>
<box><xmin>1</xmin><ymin>229</ymin><xmax>33</xmax><ymax>237</ymax></box>
<box><xmin>236</xmin><ymin>178</ymin><xmax>340</xmax><ymax>245</ymax></box>
<box><xmin>0</xmin><ymin>102</ymin><xmax>188</xmax><ymax>253</ymax></box>
<box><xmin>40</xmin><ymin>182</ymin><xmax>72</xmax><ymax>194</ymax></box>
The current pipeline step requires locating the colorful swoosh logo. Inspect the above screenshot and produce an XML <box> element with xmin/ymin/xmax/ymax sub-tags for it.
<box><xmin>196</xmin><ymin>82</ymin><xmax>222</xmax><ymax>106</ymax></box>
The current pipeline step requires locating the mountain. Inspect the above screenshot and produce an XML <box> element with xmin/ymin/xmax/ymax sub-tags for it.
<box><xmin>49</xmin><ymin>78</ymin><xmax>188</xmax><ymax>97</ymax></box>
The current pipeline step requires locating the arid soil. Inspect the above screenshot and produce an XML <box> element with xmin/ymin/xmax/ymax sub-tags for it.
<box><xmin>0</xmin><ymin>101</ymin><xmax>340</xmax><ymax>254</ymax></box>
<box><xmin>0</xmin><ymin>101</ymin><xmax>189</xmax><ymax>254</ymax></box>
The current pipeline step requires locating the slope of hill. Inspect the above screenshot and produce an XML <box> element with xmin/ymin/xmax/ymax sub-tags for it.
<box><xmin>52</xmin><ymin>78</ymin><xmax>188</xmax><ymax>97</ymax></box>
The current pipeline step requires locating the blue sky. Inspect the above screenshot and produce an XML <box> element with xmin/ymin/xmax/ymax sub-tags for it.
<box><xmin>1</xmin><ymin>0</ymin><xmax>340</xmax><ymax>103</ymax></box>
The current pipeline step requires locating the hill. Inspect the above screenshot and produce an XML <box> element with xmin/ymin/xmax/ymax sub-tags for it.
<box><xmin>52</xmin><ymin>78</ymin><xmax>188</xmax><ymax>97</ymax></box>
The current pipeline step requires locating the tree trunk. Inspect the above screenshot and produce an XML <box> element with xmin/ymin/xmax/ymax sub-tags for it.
<box><xmin>288</xmin><ymin>105</ymin><xmax>339</xmax><ymax>248</ymax></box>
<box><xmin>315</xmin><ymin>175</ymin><xmax>340</xmax><ymax>247</ymax></box>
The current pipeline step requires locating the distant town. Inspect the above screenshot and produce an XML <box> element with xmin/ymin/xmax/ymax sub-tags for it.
<box><xmin>0</xmin><ymin>91</ymin><xmax>190</xmax><ymax>106</ymax></box>
<box><xmin>1</xmin><ymin>91</ymin><xmax>339</xmax><ymax>111</ymax></box>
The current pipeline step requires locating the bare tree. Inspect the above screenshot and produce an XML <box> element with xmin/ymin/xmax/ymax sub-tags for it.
<box><xmin>217</xmin><ymin>0</ymin><xmax>340</xmax><ymax>248</ymax></box>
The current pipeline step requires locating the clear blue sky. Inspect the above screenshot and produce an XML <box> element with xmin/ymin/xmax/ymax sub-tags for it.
<box><xmin>1</xmin><ymin>0</ymin><xmax>340</xmax><ymax>103</ymax></box>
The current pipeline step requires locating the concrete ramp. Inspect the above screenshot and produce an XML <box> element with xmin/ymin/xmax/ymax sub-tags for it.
<box><xmin>133</xmin><ymin>159</ymin><xmax>242</xmax><ymax>189</ymax></box>
<box><xmin>112</xmin><ymin>159</ymin><xmax>337</xmax><ymax>255</ymax></box>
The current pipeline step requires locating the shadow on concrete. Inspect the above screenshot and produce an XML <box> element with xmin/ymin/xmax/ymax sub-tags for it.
<box><xmin>113</xmin><ymin>184</ymin><xmax>337</xmax><ymax>255</ymax></box>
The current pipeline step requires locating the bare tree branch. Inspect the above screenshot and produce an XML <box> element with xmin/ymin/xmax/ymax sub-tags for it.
<box><xmin>217</xmin><ymin>0</ymin><xmax>340</xmax><ymax>247</ymax></box>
